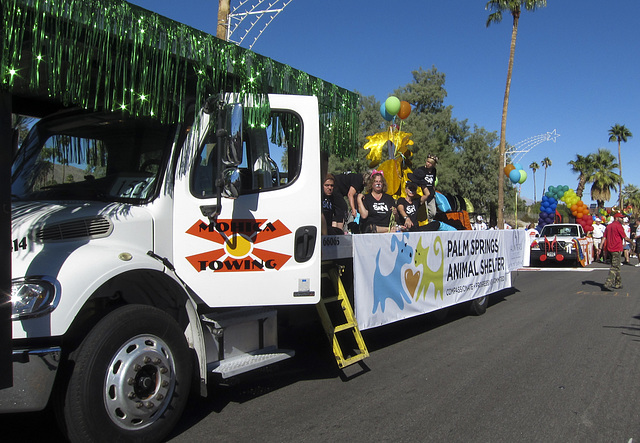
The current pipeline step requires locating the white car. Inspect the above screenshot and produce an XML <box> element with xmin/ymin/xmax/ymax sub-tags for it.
<box><xmin>530</xmin><ymin>223</ymin><xmax>590</xmax><ymax>265</ymax></box>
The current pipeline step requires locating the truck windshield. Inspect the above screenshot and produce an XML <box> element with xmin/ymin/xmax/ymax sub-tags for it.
<box><xmin>12</xmin><ymin>111</ymin><xmax>176</xmax><ymax>203</ymax></box>
<box><xmin>542</xmin><ymin>226</ymin><xmax>578</xmax><ymax>237</ymax></box>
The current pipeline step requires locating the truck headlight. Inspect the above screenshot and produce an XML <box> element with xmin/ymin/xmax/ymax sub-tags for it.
<box><xmin>11</xmin><ymin>278</ymin><xmax>59</xmax><ymax>320</ymax></box>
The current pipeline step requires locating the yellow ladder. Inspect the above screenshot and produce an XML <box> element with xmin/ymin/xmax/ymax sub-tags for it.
<box><xmin>317</xmin><ymin>265</ymin><xmax>369</xmax><ymax>368</ymax></box>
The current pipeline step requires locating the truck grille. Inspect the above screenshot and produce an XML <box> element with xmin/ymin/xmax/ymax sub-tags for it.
<box><xmin>36</xmin><ymin>217</ymin><xmax>113</xmax><ymax>241</ymax></box>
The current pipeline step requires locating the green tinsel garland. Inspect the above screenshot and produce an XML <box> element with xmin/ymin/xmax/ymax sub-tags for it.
<box><xmin>0</xmin><ymin>0</ymin><xmax>359</xmax><ymax>157</ymax></box>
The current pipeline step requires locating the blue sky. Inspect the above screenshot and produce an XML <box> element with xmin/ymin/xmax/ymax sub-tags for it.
<box><xmin>129</xmin><ymin>0</ymin><xmax>638</xmax><ymax>205</ymax></box>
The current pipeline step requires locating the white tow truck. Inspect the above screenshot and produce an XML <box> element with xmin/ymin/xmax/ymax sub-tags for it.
<box><xmin>0</xmin><ymin>0</ymin><xmax>528</xmax><ymax>441</ymax></box>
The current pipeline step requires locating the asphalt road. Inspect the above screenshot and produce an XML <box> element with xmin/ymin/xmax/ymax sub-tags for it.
<box><xmin>5</xmin><ymin>260</ymin><xmax>640</xmax><ymax>442</ymax></box>
<box><xmin>166</xmin><ymin>260</ymin><xmax>640</xmax><ymax>442</ymax></box>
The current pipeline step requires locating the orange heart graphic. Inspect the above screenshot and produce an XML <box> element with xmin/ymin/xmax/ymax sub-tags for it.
<box><xmin>404</xmin><ymin>269</ymin><xmax>420</xmax><ymax>298</ymax></box>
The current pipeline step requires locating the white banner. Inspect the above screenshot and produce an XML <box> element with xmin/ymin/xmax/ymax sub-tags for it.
<box><xmin>353</xmin><ymin>230</ymin><xmax>528</xmax><ymax>330</ymax></box>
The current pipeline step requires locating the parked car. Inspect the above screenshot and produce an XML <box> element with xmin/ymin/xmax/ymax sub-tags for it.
<box><xmin>530</xmin><ymin>223</ymin><xmax>593</xmax><ymax>266</ymax></box>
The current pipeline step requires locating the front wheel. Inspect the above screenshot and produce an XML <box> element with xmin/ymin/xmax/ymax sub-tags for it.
<box><xmin>468</xmin><ymin>296</ymin><xmax>488</xmax><ymax>316</ymax></box>
<box><xmin>61</xmin><ymin>305</ymin><xmax>193</xmax><ymax>443</ymax></box>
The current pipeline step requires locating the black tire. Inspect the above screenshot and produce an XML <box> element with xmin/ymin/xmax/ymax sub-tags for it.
<box><xmin>469</xmin><ymin>296</ymin><xmax>488</xmax><ymax>316</ymax></box>
<box><xmin>62</xmin><ymin>305</ymin><xmax>192</xmax><ymax>443</ymax></box>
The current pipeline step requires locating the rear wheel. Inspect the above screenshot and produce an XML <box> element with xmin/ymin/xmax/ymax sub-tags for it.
<box><xmin>469</xmin><ymin>296</ymin><xmax>488</xmax><ymax>316</ymax></box>
<box><xmin>61</xmin><ymin>305</ymin><xmax>192</xmax><ymax>443</ymax></box>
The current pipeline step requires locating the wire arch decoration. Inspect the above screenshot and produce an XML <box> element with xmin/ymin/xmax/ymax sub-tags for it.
<box><xmin>227</xmin><ymin>0</ymin><xmax>295</xmax><ymax>50</ymax></box>
<box><xmin>506</xmin><ymin>129</ymin><xmax>560</xmax><ymax>166</ymax></box>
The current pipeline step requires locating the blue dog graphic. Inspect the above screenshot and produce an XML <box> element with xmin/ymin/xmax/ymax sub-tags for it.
<box><xmin>372</xmin><ymin>234</ymin><xmax>414</xmax><ymax>313</ymax></box>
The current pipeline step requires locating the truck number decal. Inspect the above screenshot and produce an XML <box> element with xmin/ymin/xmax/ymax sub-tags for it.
<box><xmin>12</xmin><ymin>237</ymin><xmax>27</xmax><ymax>251</ymax></box>
<box><xmin>322</xmin><ymin>237</ymin><xmax>340</xmax><ymax>246</ymax></box>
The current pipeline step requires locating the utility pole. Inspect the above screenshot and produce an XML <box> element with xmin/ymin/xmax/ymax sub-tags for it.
<box><xmin>217</xmin><ymin>0</ymin><xmax>230</xmax><ymax>40</ymax></box>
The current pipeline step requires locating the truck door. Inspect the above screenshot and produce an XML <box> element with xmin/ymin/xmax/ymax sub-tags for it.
<box><xmin>173</xmin><ymin>95</ymin><xmax>321</xmax><ymax>307</ymax></box>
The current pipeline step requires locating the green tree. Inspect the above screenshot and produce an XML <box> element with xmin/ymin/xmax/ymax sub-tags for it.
<box><xmin>529</xmin><ymin>161</ymin><xmax>539</xmax><ymax>203</ymax></box>
<box><xmin>588</xmin><ymin>148</ymin><xmax>620</xmax><ymax>209</ymax></box>
<box><xmin>567</xmin><ymin>154</ymin><xmax>594</xmax><ymax>199</ymax></box>
<box><xmin>608</xmin><ymin>124</ymin><xmax>633</xmax><ymax>209</ymax></box>
<box><xmin>328</xmin><ymin>92</ymin><xmax>380</xmax><ymax>174</ymax></box>
<box><xmin>621</xmin><ymin>184</ymin><xmax>640</xmax><ymax>215</ymax></box>
<box><xmin>332</xmin><ymin>66</ymin><xmax>500</xmax><ymax>216</ymax></box>
<box><xmin>393</xmin><ymin>67</ymin><xmax>469</xmax><ymax>198</ymax></box>
<box><xmin>541</xmin><ymin>156</ymin><xmax>552</xmax><ymax>196</ymax></box>
<box><xmin>485</xmin><ymin>0</ymin><xmax>547</xmax><ymax>229</ymax></box>
<box><xmin>394</xmin><ymin>66</ymin><xmax>462</xmax><ymax>168</ymax></box>
<box><xmin>449</xmin><ymin>126</ymin><xmax>500</xmax><ymax>213</ymax></box>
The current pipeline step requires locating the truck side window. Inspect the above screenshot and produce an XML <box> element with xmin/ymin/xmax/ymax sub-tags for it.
<box><xmin>191</xmin><ymin>110</ymin><xmax>302</xmax><ymax>198</ymax></box>
<box><xmin>243</xmin><ymin>110</ymin><xmax>302</xmax><ymax>191</ymax></box>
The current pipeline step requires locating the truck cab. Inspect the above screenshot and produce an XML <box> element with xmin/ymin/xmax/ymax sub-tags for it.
<box><xmin>7</xmin><ymin>94</ymin><xmax>323</xmax><ymax>440</ymax></box>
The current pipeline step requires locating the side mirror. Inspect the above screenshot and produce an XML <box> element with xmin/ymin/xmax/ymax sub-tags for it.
<box><xmin>222</xmin><ymin>104</ymin><xmax>243</xmax><ymax>167</ymax></box>
<box><xmin>221</xmin><ymin>167</ymin><xmax>241</xmax><ymax>199</ymax></box>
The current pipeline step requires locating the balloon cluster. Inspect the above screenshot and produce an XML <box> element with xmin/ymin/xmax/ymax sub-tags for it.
<box><xmin>537</xmin><ymin>185</ymin><xmax>594</xmax><ymax>232</ymax></box>
<box><xmin>504</xmin><ymin>163</ymin><xmax>527</xmax><ymax>184</ymax></box>
<box><xmin>380</xmin><ymin>96</ymin><xmax>411</xmax><ymax>121</ymax></box>
<box><xmin>538</xmin><ymin>193</ymin><xmax>558</xmax><ymax>229</ymax></box>
<box><xmin>558</xmin><ymin>187</ymin><xmax>593</xmax><ymax>232</ymax></box>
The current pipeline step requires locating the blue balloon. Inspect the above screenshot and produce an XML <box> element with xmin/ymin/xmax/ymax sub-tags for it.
<box><xmin>380</xmin><ymin>103</ymin><xmax>393</xmax><ymax>121</ymax></box>
<box><xmin>509</xmin><ymin>169</ymin><xmax>521</xmax><ymax>183</ymax></box>
<box><xmin>514</xmin><ymin>163</ymin><xmax>523</xmax><ymax>170</ymax></box>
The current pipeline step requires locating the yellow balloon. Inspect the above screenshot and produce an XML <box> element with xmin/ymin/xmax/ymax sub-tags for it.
<box><xmin>379</xmin><ymin>158</ymin><xmax>404</xmax><ymax>197</ymax></box>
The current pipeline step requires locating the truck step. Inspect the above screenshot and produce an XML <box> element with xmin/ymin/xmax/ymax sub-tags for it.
<box><xmin>209</xmin><ymin>347</ymin><xmax>294</xmax><ymax>378</ymax></box>
<box><xmin>200</xmin><ymin>306</ymin><xmax>276</xmax><ymax>328</ymax></box>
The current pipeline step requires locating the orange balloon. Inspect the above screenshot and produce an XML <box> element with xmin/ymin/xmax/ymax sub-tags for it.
<box><xmin>571</xmin><ymin>204</ymin><xmax>578</xmax><ymax>212</ymax></box>
<box><xmin>398</xmin><ymin>101</ymin><xmax>411</xmax><ymax>120</ymax></box>
<box><xmin>504</xmin><ymin>164</ymin><xmax>515</xmax><ymax>176</ymax></box>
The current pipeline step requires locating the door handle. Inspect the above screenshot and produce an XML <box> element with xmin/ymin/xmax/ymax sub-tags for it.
<box><xmin>294</xmin><ymin>226</ymin><xmax>317</xmax><ymax>262</ymax></box>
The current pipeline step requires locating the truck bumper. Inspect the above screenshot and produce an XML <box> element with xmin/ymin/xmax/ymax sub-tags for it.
<box><xmin>0</xmin><ymin>347</ymin><xmax>61</xmax><ymax>413</ymax></box>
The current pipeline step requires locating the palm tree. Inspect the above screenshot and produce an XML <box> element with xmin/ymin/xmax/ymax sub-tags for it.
<box><xmin>529</xmin><ymin>161</ymin><xmax>539</xmax><ymax>203</ymax></box>
<box><xmin>486</xmin><ymin>0</ymin><xmax>547</xmax><ymax>229</ymax></box>
<box><xmin>567</xmin><ymin>154</ymin><xmax>594</xmax><ymax>199</ymax></box>
<box><xmin>217</xmin><ymin>0</ymin><xmax>230</xmax><ymax>39</ymax></box>
<box><xmin>608</xmin><ymin>124</ymin><xmax>633</xmax><ymax>210</ymax></box>
<box><xmin>588</xmin><ymin>148</ymin><xmax>620</xmax><ymax>209</ymax></box>
<box><xmin>541</xmin><ymin>157</ymin><xmax>552</xmax><ymax>197</ymax></box>
<box><xmin>622</xmin><ymin>184</ymin><xmax>640</xmax><ymax>215</ymax></box>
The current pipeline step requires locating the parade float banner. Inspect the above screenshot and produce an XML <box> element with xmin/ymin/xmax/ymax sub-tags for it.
<box><xmin>575</xmin><ymin>237</ymin><xmax>594</xmax><ymax>267</ymax></box>
<box><xmin>353</xmin><ymin>230</ymin><xmax>528</xmax><ymax>330</ymax></box>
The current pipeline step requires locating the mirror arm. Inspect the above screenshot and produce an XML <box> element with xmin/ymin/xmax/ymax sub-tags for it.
<box><xmin>210</xmin><ymin>99</ymin><xmax>227</xmax><ymax>222</ymax></box>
